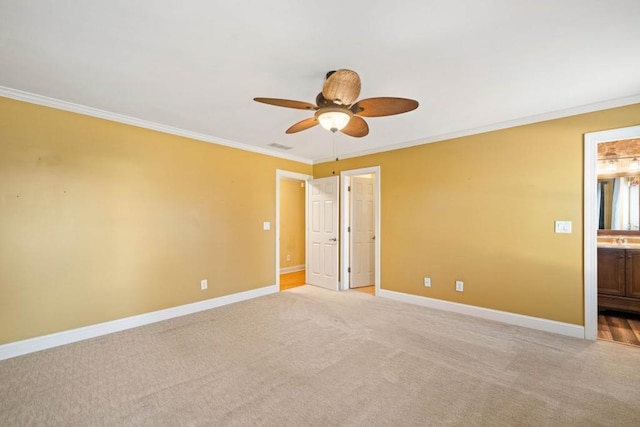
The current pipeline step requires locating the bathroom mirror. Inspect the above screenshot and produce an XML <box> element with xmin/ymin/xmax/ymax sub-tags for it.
<box><xmin>598</xmin><ymin>176</ymin><xmax>640</xmax><ymax>231</ymax></box>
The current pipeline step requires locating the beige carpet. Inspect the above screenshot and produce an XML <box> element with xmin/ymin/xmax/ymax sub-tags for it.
<box><xmin>1</xmin><ymin>285</ymin><xmax>640</xmax><ymax>426</ymax></box>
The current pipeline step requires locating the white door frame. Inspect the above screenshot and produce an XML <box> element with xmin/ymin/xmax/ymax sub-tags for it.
<box><xmin>584</xmin><ymin>125</ymin><xmax>640</xmax><ymax>340</ymax></box>
<box><xmin>275</xmin><ymin>169</ymin><xmax>312</xmax><ymax>291</ymax></box>
<box><xmin>340</xmin><ymin>166</ymin><xmax>381</xmax><ymax>294</ymax></box>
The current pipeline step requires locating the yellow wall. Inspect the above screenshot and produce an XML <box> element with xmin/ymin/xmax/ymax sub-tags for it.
<box><xmin>3</xmin><ymin>94</ymin><xmax>639</xmax><ymax>345</ymax></box>
<box><xmin>314</xmin><ymin>103</ymin><xmax>640</xmax><ymax>326</ymax></box>
<box><xmin>279</xmin><ymin>179</ymin><xmax>305</xmax><ymax>269</ymax></box>
<box><xmin>0</xmin><ymin>97</ymin><xmax>311</xmax><ymax>344</ymax></box>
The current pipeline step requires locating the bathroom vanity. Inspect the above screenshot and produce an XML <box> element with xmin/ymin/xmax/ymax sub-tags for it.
<box><xmin>597</xmin><ymin>245</ymin><xmax>640</xmax><ymax>314</ymax></box>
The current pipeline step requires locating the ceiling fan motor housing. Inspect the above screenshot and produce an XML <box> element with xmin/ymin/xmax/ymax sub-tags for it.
<box><xmin>322</xmin><ymin>69</ymin><xmax>361</xmax><ymax>106</ymax></box>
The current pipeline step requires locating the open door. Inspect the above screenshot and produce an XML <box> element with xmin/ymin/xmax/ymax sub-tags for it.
<box><xmin>350</xmin><ymin>176</ymin><xmax>375</xmax><ymax>288</ymax></box>
<box><xmin>340</xmin><ymin>166</ymin><xmax>380</xmax><ymax>293</ymax></box>
<box><xmin>307</xmin><ymin>176</ymin><xmax>339</xmax><ymax>291</ymax></box>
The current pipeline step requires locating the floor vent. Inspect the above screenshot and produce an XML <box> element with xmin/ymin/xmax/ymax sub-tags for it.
<box><xmin>268</xmin><ymin>142</ymin><xmax>293</xmax><ymax>150</ymax></box>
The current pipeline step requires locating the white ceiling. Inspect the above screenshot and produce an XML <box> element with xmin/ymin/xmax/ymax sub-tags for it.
<box><xmin>1</xmin><ymin>1</ymin><xmax>640</xmax><ymax>163</ymax></box>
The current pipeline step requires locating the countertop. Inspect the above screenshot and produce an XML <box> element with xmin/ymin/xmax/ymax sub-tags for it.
<box><xmin>597</xmin><ymin>243</ymin><xmax>640</xmax><ymax>249</ymax></box>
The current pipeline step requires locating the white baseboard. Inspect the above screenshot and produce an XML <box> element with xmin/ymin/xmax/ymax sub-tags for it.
<box><xmin>0</xmin><ymin>284</ymin><xmax>278</xmax><ymax>361</ymax></box>
<box><xmin>279</xmin><ymin>264</ymin><xmax>305</xmax><ymax>274</ymax></box>
<box><xmin>378</xmin><ymin>289</ymin><xmax>585</xmax><ymax>339</ymax></box>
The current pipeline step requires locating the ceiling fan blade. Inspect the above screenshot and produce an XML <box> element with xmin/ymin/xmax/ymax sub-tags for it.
<box><xmin>286</xmin><ymin>117</ymin><xmax>319</xmax><ymax>134</ymax></box>
<box><xmin>322</xmin><ymin>69</ymin><xmax>361</xmax><ymax>105</ymax></box>
<box><xmin>351</xmin><ymin>97</ymin><xmax>419</xmax><ymax>117</ymax></box>
<box><xmin>254</xmin><ymin>98</ymin><xmax>317</xmax><ymax>110</ymax></box>
<box><xmin>341</xmin><ymin>116</ymin><xmax>369</xmax><ymax>138</ymax></box>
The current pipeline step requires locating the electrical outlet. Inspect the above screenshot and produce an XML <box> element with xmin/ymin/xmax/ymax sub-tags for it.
<box><xmin>286</xmin><ymin>254</ymin><xmax>291</xmax><ymax>261</ymax></box>
<box><xmin>201</xmin><ymin>279</ymin><xmax>208</xmax><ymax>290</ymax></box>
<box><xmin>424</xmin><ymin>277</ymin><xmax>431</xmax><ymax>287</ymax></box>
<box><xmin>455</xmin><ymin>280</ymin><xmax>464</xmax><ymax>292</ymax></box>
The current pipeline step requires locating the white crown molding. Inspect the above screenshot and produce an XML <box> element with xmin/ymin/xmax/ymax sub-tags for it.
<box><xmin>313</xmin><ymin>94</ymin><xmax>640</xmax><ymax>164</ymax></box>
<box><xmin>0</xmin><ymin>284</ymin><xmax>277</xmax><ymax>361</ymax></box>
<box><xmin>4</xmin><ymin>85</ymin><xmax>638</xmax><ymax>166</ymax></box>
<box><xmin>378</xmin><ymin>289</ymin><xmax>585</xmax><ymax>339</ymax></box>
<box><xmin>0</xmin><ymin>86</ymin><xmax>313</xmax><ymax>165</ymax></box>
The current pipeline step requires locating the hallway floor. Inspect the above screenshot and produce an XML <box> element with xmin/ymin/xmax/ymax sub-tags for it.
<box><xmin>279</xmin><ymin>271</ymin><xmax>374</xmax><ymax>296</ymax></box>
<box><xmin>280</xmin><ymin>270</ymin><xmax>305</xmax><ymax>291</ymax></box>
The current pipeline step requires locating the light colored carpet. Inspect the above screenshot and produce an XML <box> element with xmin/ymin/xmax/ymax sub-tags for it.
<box><xmin>1</xmin><ymin>285</ymin><xmax>640</xmax><ymax>426</ymax></box>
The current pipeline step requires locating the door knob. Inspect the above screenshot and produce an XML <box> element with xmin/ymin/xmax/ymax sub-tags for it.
<box><xmin>329</xmin><ymin>237</ymin><xmax>337</xmax><ymax>242</ymax></box>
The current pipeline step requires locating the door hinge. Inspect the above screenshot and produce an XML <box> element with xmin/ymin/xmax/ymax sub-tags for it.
<box><xmin>348</xmin><ymin>226</ymin><xmax>351</xmax><ymax>232</ymax></box>
<box><xmin>348</xmin><ymin>186</ymin><xmax>351</xmax><ymax>192</ymax></box>
<box><xmin>348</xmin><ymin>267</ymin><xmax>351</xmax><ymax>273</ymax></box>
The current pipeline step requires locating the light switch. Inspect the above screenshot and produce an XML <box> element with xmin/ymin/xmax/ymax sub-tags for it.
<box><xmin>555</xmin><ymin>220</ymin><xmax>572</xmax><ymax>234</ymax></box>
<box><xmin>263</xmin><ymin>221</ymin><xmax>271</xmax><ymax>230</ymax></box>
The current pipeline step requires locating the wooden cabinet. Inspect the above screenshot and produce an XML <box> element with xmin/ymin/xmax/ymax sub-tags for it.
<box><xmin>597</xmin><ymin>248</ymin><xmax>626</xmax><ymax>296</ymax></box>
<box><xmin>627</xmin><ymin>250</ymin><xmax>640</xmax><ymax>299</ymax></box>
<box><xmin>598</xmin><ymin>247</ymin><xmax>640</xmax><ymax>314</ymax></box>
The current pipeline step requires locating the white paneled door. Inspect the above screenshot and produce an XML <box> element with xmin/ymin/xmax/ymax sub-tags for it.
<box><xmin>307</xmin><ymin>176</ymin><xmax>339</xmax><ymax>291</ymax></box>
<box><xmin>350</xmin><ymin>176</ymin><xmax>375</xmax><ymax>288</ymax></box>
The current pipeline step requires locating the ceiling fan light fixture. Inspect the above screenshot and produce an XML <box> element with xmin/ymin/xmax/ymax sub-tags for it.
<box><xmin>316</xmin><ymin>108</ymin><xmax>352</xmax><ymax>133</ymax></box>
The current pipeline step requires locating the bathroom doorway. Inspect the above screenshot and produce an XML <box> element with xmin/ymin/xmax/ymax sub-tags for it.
<box><xmin>585</xmin><ymin>125</ymin><xmax>640</xmax><ymax>345</ymax></box>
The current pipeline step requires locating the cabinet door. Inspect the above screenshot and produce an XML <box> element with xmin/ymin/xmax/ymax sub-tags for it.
<box><xmin>597</xmin><ymin>248</ymin><xmax>626</xmax><ymax>296</ymax></box>
<box><xmin>626</xmin><ymin>249</ymin><xmax>640</xmax><ymax>298</ymax></box>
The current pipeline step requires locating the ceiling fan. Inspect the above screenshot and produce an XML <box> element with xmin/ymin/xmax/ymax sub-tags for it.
<box><xmin>253</xmin><ymin>69</ymin><xmax>419</xmax><ymax>138</ymax></box>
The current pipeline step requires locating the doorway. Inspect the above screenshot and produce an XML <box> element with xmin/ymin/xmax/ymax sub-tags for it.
<box><xmin>276</xmin><ymin>170</ymin><xmax>312</xmax><ymax>291</ymax></box>
<box><xmin>276</xmin><ymin>167</ymin><xmax>380</xmax><ymax>294</ymax></box>
<box><xmin>584</xmin><ymin>125</ymin><xmax>640</xmax><ymax>340</ymax></box>
<box><xmin>341</xmin><ymin>167</ymin><xmax>381</xmax><ymax>295</ymax></box>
